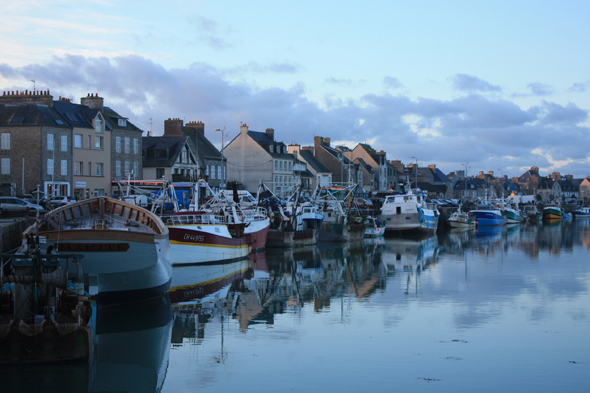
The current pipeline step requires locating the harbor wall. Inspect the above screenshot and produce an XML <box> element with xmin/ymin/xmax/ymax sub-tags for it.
<box><xmin>0</xmin><ymin>218</ymin><xmax>34</xmax><ymax>253</ymax></box>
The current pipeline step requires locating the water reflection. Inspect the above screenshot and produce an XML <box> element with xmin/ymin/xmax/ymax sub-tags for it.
<box><xmin>0</xmin><ymin>295</ymin><xmax>173</xmax><ymax>393</ymax></box>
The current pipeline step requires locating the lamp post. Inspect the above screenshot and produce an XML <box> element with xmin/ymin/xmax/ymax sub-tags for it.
<box><xmin>497</xmin><ymin>168</ymin><xmax>503</xmax><ymax>198</ymax></box>
<box><xmin>214</xmin><ymin>127</ymin><xmax>226</xmax><ymax>189</ymax></box>
<box><xmin>410</xmin><ymin>156</ymin><xmax>418</xmax><ymax>190</ymax></box>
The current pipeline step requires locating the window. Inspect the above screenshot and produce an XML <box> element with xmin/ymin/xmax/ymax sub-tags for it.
<box><xmin>61</xmin><ymin>135</ymin><xmax>67</xmax><ymax>151</ymax></box>
<box><xmin>124</xmin><ymin>137</ymin><xmax>130</xmax><ymax>153</ymax></box>
<box><xmin>87</xmin><ymin>135</ymin><xmax>91</xmax><ymax>149</ymax></box>
<box><xmin>95</xmin><ymin>118</ymin><xmax>103</xmax><ymax>133</ymax></box>
<box><xmin>95</xmin><ymin>163</ymin><xmax>103</xmax><ymax>176</ymax></box>
<box><xmin>156</xmin><ymin>149</ymin><xmax>167</xmax><ymax>159</ymax></box>
<box><xmin>217</xmin><ymin>166</ymin><xmax>221</xmax><ymax>180</ymax></box>
<box><xmin>1</xmin><ymin>158</ymin><xmax>9</xmax><ymax>174</ymax></box>
<box><xmin>211</xmin><ymin>166</ymin><xmax>216</xmax><ymax>179</ymax></box>
<box><xmin>95</xmin><ymin>189</ymin><xmax>104</xmax><ymax>196</ymax></box>
<box><xmin>274</xmin><ymin>161</ymin><xmax>277</xmax><ymax>170</ymax></box>
<box><xmin>133</xmin><ymin>162</ymin><xmax>138</xmax><ymax>177</ymax></box>
<box><xmin>116</xmin><ymin>137</ymin><xmax>121</xmax><ymax>153</ymax></box>
<box><xmin>47</xmin><ymin>134</ymin><xmax>54</xmax><ymax>151</ymax></box>
<box><xmin>124</xmin><ymin>161</ymin><xmax>130</xmax><ymax>176</ymax></box>
<box><xmin>95</xmin><ymin>136</ymin><xmax>103</xmax><ymax>150</ymax></box>
<box><xmin>74</xmin><ymin>134</ymin><xmax>82</xmax><ymax>148</ymax></box>
<box><xmin>118</xmin><ymin>118</ymin><xmax>127</xmax><ymax>127</ymax></box>
<box><xmin>156</xmin><ymin>168</ymin><xmax>165</xmax><ymax>179</ymax></box>
<box><xmin>269</xmin><ymin>145</ymin><xmax>274</xmax><ymax>153</ymax></box>
<box><xmin>47</xmin><ymin>159</ymin><xmax>54</xmax><ymax>175</ymax></box>
<box><xmin>133</xmin><ymin>138</ymin><xmax>138</xmax><ymax>154</ymax></box>
<box><xmin>61</xmin><ymin>160</ymin><xmax>67</xmax><ymax>176</ymax></box>
<box><xmin>1</xmin><ymin>133</ymin><xmax>10</xmax><ymax>150</ymax></box>
<box><xmin>116</xmin><ymin>161</ymin><xmax>121</xmax><ymax>177</ymax></box>
<box><xmin>182</xmin><ymin>149</ymin><xmax>188</xmax><ymax>163</ymax></box>
<box><xmin>75</xmin><ymin>161</ymin><xmax>83</xmax><ymax>175</ymax></box>
<box><xmin>206</xmin><ymin>165</ymin><xmax>209</xmax><ymax>176</ymax></box>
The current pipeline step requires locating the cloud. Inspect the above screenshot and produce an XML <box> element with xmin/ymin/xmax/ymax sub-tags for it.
<box><xmin>452</xmin><ymin>74</ymin><xmax>501</xmax><ymax>92</ymax></box>
<box><xmin>383</xmin><ymin>76</ymin><xmax>403</xmax><ymax>89</ymax></box>
<box><xmin>527</xmin><ymin>82</ymin><xmax>554</xmax><ymax>96</ymax></box>
<box><xmin>568</xmin><ymin>82</ymin><xmax>589</xmax><ymax>93</ymax></box>
<box><xmin>187</xmin><ymin>16</ymin><xmax>233</xmax><ymax>50</ymax></box>
<box><xmin>1</xmin><ymin>55</ymin><xmax>589</xmax><ymax>178</ymax></box>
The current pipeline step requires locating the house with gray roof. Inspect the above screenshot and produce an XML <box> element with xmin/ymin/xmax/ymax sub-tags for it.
<box><xmin>224</xmin><ymin>124</ymin><xmax>295</xmax><ymax>195</ymax></box>
<box><xmin>142</xmin><ymin>118</ymin><xmax>201</xmax><ymax>183</ymax></box>
<box><xmin>313</xmin><ymin>136</ymin><xmax>361</xmax><ymax>188</ymax></box>
<box><xmin>288</xmin><ymin>144</ymin><xmax>332</xmax><ymax>195</ymax></box>
<box><xmin>0</xmin><ymin>90</ymin><xmax>72</xmax><ymax>197</ymax></box>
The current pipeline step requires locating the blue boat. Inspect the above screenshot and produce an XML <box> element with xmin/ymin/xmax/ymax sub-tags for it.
<box><xmin>469</xmin><ymin>204</ymin><xmax>506</xmax><ymax>226</ymax></box>
<box><xmin>572</xmin><ymin>207</ymin><xmax>590</xmax><ymax>218</ymax></box>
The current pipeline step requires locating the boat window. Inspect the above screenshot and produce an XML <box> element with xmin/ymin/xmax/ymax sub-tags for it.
<box><xmin>215</xmin><ymin>227</ymin><xmax>220</xmax><ymax>233</ymax></box>
<box><xmin>396</xmin><ymin>207</ymin><xmax>401</xmax><ymax>214</ymax></box>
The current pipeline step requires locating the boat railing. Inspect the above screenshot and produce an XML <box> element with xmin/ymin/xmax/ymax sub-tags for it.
<box><xmin>163</xmin><ymin>211</ymin><xmax>238</xmax><ymax>226</ymax></box>
<box><xmin>242</xmin><ymin>206</ymin><xmax>268</xmax><ymax>221</ymax></box>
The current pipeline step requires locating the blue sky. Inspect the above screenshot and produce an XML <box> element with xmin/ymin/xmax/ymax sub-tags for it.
<box><xmin>1</xmin><ymin>0</ymin><xmax>589</xmax><ymax>178</ymax></box>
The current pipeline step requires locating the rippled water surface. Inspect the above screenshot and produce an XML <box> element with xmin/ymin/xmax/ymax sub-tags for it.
<box><xmin>3</xmin><ymin>219</ymin><xmax>589</xmax><ymax>392</ymax></box>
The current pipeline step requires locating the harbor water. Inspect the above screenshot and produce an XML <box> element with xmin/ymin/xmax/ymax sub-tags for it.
<box><xmin>2</xmin><ymin>219</ymin><xmax>589</xmax><ymax>392</ymax></box>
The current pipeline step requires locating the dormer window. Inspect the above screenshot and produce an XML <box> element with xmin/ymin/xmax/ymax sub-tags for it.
<box><xmin>156</xmin><ymin>149</ymin><xmax>168</xmax><ymax>159</ymax></box>
<box><xmin>95</xmin><ymin>117</ymin><xmax>103</xmax><ymax>133</ymax></box>
<box><xmin>118</xmin><ymin>118</ymin><xmax>127</xmax><ymax>127</ymax></box>
<box><xmin>269</xmin><ymin>145</ymin><xmax>274</xmax><ymax>153</ymax></box>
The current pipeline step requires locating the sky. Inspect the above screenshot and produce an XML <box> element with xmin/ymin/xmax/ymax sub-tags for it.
<box><xmin>1</xmin><ymin>0</ymin><xmax>589</xmax><ymax>179</ymax></box>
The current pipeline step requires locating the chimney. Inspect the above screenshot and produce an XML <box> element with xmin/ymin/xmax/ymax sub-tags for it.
<box><xmin>240</xmin><ymin>123</ymin><xmax>249</xmax><ymax>134</ymax></box>
<box><xmin>80</xmin><ymin>93</ymin><xmax>104</xmax><ymax>110</ymax></box>
<box><xmin>324</xmin><ymin>137</ymin><xmax>330</xmax><ymax>146</ymax></box>
<box><xmin>265</xmin><ymin>127</ymin><xmax>274</xmax><ymax>141</ymax></box>
<box><xmin>429</xmin><ymin>164</ymin><xmax>436</xmax><ymax>169</ymax></box>
<box><xmin>164</xmin><ymin>118</ymin><xmax>184</xmax><ymax>136</ymax></box>
<box><xmin>186</xmin><ymin>120</ymin><xmax>205</xmax><ymax>136</ymax></box>
<box><xmin>565</xmin><ymin>174</ymin><xmax>573</xmax><ymax>183</ymax></box>
<box><xmin>0</xmin><ymin>89</ymin><xmax>53</xmax><ymax>107</ymax></box>
<box><xmin>488</xmin><ymin>171</ymin><xmax>494</xmax><ymax>175</ymax></box>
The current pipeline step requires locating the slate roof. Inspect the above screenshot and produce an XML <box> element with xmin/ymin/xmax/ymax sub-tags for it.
<box><xmin>298</xmin><ymin>149</ymin><xmax>330</xmax><ymax>173</ymax></box>
<box><xmin>142</xmin><ymin>136</ymin><xmax>190</xmax><ymax>167</ymax></box>
<box><xmin>358</xmin><ymin>143</ymin><xmax>381</xmax><ymax>164</ymax></box>
<box><xmin>247</xmin><ymin>130</ymin><xmax>292</xmax><ymax>159</ymax></box>
<box><xmin>52</xmin><ymin>101</ymin><xmax>142</xmax><ymax>133</ymax></box>
<box><xmin>537</xmin><ymin>177</ymin><xmax>554</xmax><ymax>190</ymax></box>
<box><xmin>0</xmin><ymin>104</ymin><xmax>69</xmax><ymax>128</ymax></box>
<box><xmin>355</xmin><ymin>157</ymin><xmax>373</xmax><ymax>172</ymax></box>
<box><xmin>321</xmin><ymin>143</ymin><xmax>354</xmax><ymax>165</ymax></box>
<box><xmin>183</xmin><ymin>127</ymin><xmax>222</xmax><ymax>160</ymax></box>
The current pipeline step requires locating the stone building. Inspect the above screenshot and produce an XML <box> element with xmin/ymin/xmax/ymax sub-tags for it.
<box><xmin>0</xmin><ymin>90</ymin><xmax>72</xmax><ymax>197</ymax></box>
<box><xmin>52</xmin><ymin>93</ymin><xmax>143</xmax><ymax>198</ymax></box>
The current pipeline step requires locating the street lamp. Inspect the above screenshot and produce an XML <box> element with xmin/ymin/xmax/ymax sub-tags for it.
<box><xmin>410</xmin><ymin>156</ymin><xmax>418</xmax><ymax>190</ymax></box>
<box><xmin>214</xmin><ymin>127</ymin><xmax>226</xmax><ymax>189</ymax></box>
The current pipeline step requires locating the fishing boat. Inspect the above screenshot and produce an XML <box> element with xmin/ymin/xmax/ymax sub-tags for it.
<box><xmin>571</xmin><ymin>206</ymin><xmax>590</xmax><ymax>218</ymax></box>
<box><xmin>500</xmin><ymin>200</ymin><xmax>525</xmax><ymax>224</ymax></box>
<box><xmin>378</xmin><ymin>189</ymin><xmax>439</xmax><ymax>233</ymax></box>
<box><xmin>21</xmin><ymin>196</ymin><xmax>172</xmax><ymax>304</ymax></box>
<box><xmin>312</xmin><ymin>185</ymin><xmax>366</xmax><ymax>242</ymax></box>
<box><xmin>542</xmin><ymin>204</ymin><xmax>563</xmax><ymax>221</ymax></box>
<box><xmin>523</xmin><ymin>205</ymin><xmax>542</xmax><ymax>223</ymax></box>
<box><xmin>154</xmin><ymin>181</ymin><xmax>269</xmax><ymax>265</ymax></box>
<box><xmin>258</xmin><ymin>183</ymin><xmax>323</xmax><ymax>248</ymax></box>
<box><xmin>447</xmin><ymin>205</ymin><xmax>475</xmax><ymax>228</ymax></box>
<box><xmin>469</xmin><ymin>204</ymin><xmax>506</xmax><ymax>226</ymax></box>
<box><xmin>364</xmin><ymin>216</ymin><xmax>386</xmax><ymax>237</ymax></box>
<box><xmin>0</xmin><ymin>245</ymin><xmax>95</xmax><ymax>364</ymax></box>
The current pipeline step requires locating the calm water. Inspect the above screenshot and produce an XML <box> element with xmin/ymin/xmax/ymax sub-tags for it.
<box><xmin>2</xmin><ymin>219</ymin><xmax>589</xmax><ymax>392</ymax></box>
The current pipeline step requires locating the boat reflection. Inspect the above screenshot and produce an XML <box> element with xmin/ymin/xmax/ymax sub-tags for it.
<box><xmin>91</xmin><ymin>296</ymin><xmax>173</xmax><ymax>393</ymax></box>
<box><xmin>0</xmin><ymin>295</ymin><xmax>173</xmax><ymax>393</ymax></box>
<box><xmin>380</xmin><ymin>235</ymin><xmax>438</xmax><ymax>275</ymax></box>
